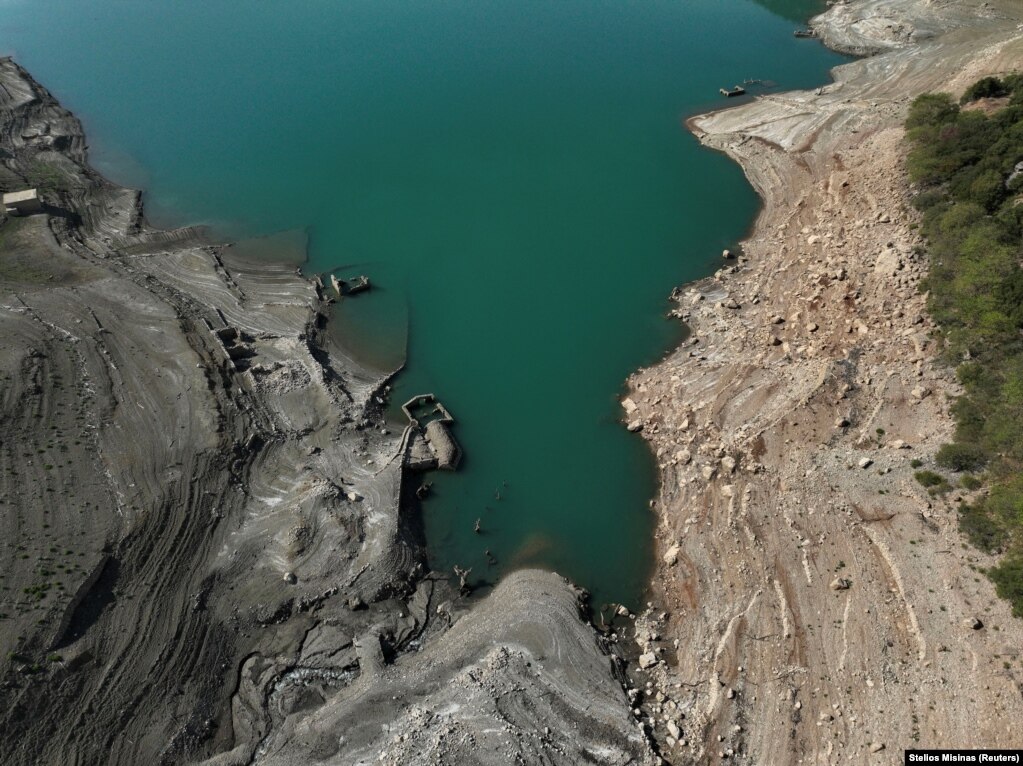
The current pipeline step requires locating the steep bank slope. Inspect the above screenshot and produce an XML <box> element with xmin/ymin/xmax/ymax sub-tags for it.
<box><xmin>625</xmin><ymin>1</ymin><xmax>1023</xmax><ymax>762</ymax></box>
<box><xmin>0</xmin><ymin>59</ymin><xmax>649</xmax><ymax>765</ymax></box>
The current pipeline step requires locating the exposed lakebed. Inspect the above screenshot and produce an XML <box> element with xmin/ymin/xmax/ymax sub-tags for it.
<box><xmin>1</xmin><ymin>0</ymin><xmax>844</xmax><ymax>607</ymax></box>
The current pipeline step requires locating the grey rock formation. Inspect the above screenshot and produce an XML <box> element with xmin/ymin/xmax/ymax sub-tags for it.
<box><xmin>0</xmin><ymin>58</ymin><xmax>648</xmax><ymax>766</ymax></box>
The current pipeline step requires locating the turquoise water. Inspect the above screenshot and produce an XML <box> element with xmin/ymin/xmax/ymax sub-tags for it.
<box><xmin>1</xmin><ymin>1</ymin><xmax>845</xmax><ymax>608</ymax></box>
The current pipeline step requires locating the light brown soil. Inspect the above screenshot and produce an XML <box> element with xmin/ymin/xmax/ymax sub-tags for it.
<box><xmin>623</xmin><ymin>1</ymin><xmax>1023</xmax><ymax>762</ymax></box>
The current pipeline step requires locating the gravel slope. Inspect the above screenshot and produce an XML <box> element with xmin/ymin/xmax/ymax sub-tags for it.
<box><xmin>622</xmin><ymin>1</ymin><xmax>1023</xmax><ymax>762</ymax></box>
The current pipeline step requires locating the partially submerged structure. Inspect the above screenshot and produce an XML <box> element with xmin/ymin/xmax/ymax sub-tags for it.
<box><xmin>330</xmin><ymin>273</ymin><xmax>371</xmax><ymax>298</ymax></box>
<box><xmin>402</xmin><ymin>393</ymin><xmax>462</xmax><ymax>471</ymax></box>
<box><xmin>3</xmin><ymin>188</ymin><xmax>43</xmax><ymax>215</ymax></box>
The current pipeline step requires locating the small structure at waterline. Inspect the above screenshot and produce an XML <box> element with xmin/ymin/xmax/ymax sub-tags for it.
<box><xmin>719</xmin><ymin>85</ymin><xmax>746</xmax><ymax>98</ymax></box>
<box><xmin>794</xmin><ymin>28</ymin><xmax>816</xmax><ymax>38</ymax></box>
<box><xmin>402</xmin><ymin>393</ymin><xmax>462</xmax><ymax>471</ymax></box>
<box><xmin>3</xmin><ymin>188</ymin><xmax>43</xmax><ymax>216</ymax></box>
<box><xmin>330</xmin><ymin>273</ymin><xmax>371</xmax><ymax>298</ymax></box>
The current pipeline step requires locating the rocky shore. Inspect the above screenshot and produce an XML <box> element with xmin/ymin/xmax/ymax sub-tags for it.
<box><xmin>5</xmin><ymin>0</ymin><xmax>1023</xmax><ymax>763</ymax></box>
<box><xmin>624</xmin><ymin>0</ymin><xmax>1023</xmax><ymax>762</ymax></box>
<box><xmin>0</xmin><ymin>59</ymin><xmax>649</xmax><ymax>765</ymax></box>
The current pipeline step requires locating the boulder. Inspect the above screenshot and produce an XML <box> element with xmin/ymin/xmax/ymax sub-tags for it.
<box><xmin>829</xmin><ymin>577</ymin><xmax>852</xmax><ymax>591</ymax></box>
<box><xmin>663</xmin><ymin>544</ymin><xmax>681</xmax><ymax>567</ymax></box>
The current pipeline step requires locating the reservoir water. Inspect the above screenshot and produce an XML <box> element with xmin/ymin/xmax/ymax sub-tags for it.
<box><xmin>0</xmin><ymin>0</ymin><xmax>845</xmax><ymax>608</ymax></box>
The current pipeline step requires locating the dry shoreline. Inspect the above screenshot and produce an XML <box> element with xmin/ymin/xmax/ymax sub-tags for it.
<box><xmin>3</xmin><ymin>1</ymin><xmax>1023</xmax><ymax>762</ymax></box>
<box><xmin>0</xmin><ymin>59</ymin><xmax>651</xmax><ymax>765</ymax></box>
<box><xmin>623</xmin><ymin>0</ymin><xmax>1023</xmax><ymax>761</ymax></box>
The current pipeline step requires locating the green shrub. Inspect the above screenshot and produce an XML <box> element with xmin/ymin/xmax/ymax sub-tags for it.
<box><xmin>915</xmin><ymin>470</ymin><xmax>946</xmax><ymax>487</ymax></box>
<box><xmin>910</xmin><ymin>458</ymin><xmax>923</xmax><ymax>468</ymax></box>
<box><xmin>960</xmin><ymin>76</ymin><xmax>1009</xmax><ymax>104</ymax></box>
<box><xmin>907</xmin><ymin>76</ymin><xmax>1023</xmax><ymax>617</ymax></box>
<box><xmin>936</xmin><ymin>443</ymin><xmax>988</xmax><ymax>472</ymax></box>
<box><xmin>960</xmin><ymin>474</ymin><xmax>983</xmax><ymax>490</ymax></box>
<box><xmin>989</xmin><ymin>556</ymin><xmax>1023</xmax><ymax>617</ymax></box>
<box><xmin>959</xmin><ymin>502</ymin><xmax>1007</xmax><ymax>553</ymax></box>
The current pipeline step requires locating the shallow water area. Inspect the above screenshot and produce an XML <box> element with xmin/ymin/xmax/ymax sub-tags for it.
<box><xmin>0</xmin><ymin>0</ymin><xmax>846</xmax><ymax>607</ymax></box>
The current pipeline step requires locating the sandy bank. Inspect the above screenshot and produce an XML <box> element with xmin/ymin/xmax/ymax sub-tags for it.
<box><xmin>624</xmin><ymin>0</ymin><xmax>1023</xmax><ymax>761</ymax></box>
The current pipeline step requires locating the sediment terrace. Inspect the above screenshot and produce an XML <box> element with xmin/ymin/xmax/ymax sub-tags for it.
<box><xmin>625</xmin><ymin>0</ymin><xmax>1023</xmax><ymax>762</ymax></box>
<box><xmin>0</xmin><ymin>59</ymin><xmax>649</xmax><ymax>765</ymax></box>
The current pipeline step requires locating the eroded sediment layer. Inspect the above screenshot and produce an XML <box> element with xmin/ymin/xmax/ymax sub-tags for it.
<box><xmin>623</xmin><ymin>1</ymin><xmax>1023</xmax><ymax>762</ymax></box>
<box><xmin>0</xmin><ymin>59</ymin><xmax>649</xmax><ymax>765</ymax></box>
<box><xmin>626</xmin><ymin>0</ymin><xmax>1023</xmax><ymax>760</ymax></box>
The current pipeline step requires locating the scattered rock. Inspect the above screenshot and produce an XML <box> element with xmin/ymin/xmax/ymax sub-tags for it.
<box><xmin>829</xmin><ymin>577</ymin><xmax>852</xmax><ymax>591</ymax></box>
<box><xmin>667</xmin><ymin>720</ymin><xmax>682</xmax><ymax>740</ymax></box>
<box><xmin>858</xmin><ymin>457</ymin><xmax>874</xmax><ymax>469</ymax></box>
<box><xmin>638</xmin><ymin>653</ymin><xmax>658</xmax><ymax>670</ymax></box>
<box><xmin>663</xmin><ymin>544</ymin><xmax>681</xmax><ymax>567</ymax></box>
<box><xmin>963</xmin><ymin>617</ymin><xmax>984</xmax><ymax>630</ymax></box>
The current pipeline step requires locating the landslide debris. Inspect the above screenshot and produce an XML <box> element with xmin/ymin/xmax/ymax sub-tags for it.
<box><xmin>624</xmin><ymin>1</ymin><xmax>1023</xmax><ymax>762</ymax></box>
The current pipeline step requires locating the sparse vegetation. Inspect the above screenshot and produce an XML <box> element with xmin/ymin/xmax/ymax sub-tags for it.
<box><xmin>914</xmin><ymin>470</ymin><xmax>946</xmax><ymax>488</ymax></box>
<box><xmin>24</xmin><ymin>159</ymin><xmax>68</xmax><ymax>194</ymax></box>
<box><xmin>907</xmin><ymin>75</ymin><xmax>1023</xmax><ymax>616</ymax></box>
